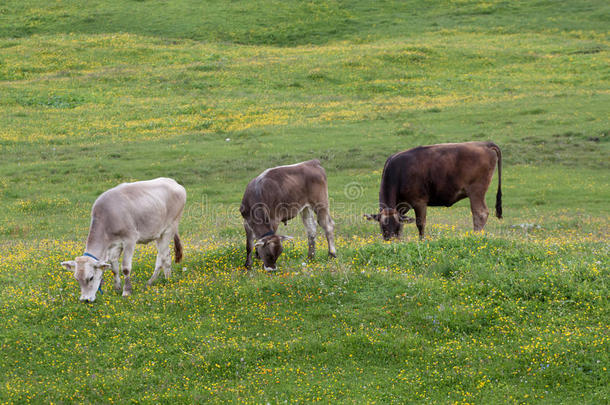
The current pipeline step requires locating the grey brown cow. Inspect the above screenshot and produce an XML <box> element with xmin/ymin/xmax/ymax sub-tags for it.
<box><xmin>61</xmin><ymin>178</ymin><xmax>186</xmax><ymax>302</ymax></box>
<box><xmin>366</xmin><ymin>142</ymin><xmax>502</xmax><ymax>239</ymax></box>
<box><xmin>240</xmin><ymin>160</ymin><xmax>336</xmax><ymax>271</ymax></box>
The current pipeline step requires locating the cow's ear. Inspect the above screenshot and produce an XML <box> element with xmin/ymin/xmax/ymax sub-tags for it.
<box><xmin>279</xmin><ymin>235</ymin><xmax>294</xmax><ymax>242</ymax></box>
<box><xmin>254</xmin><ymin>240</ymin><xmax>265</xmax><ymax>248</ymax></box>
<box><xmin>364</xmin><ymin>214</ymin><xmax>380</xmax><ymax>222</ymax></box>
<box><xmin>94</xmin><ymin>261</ymin><xmax>111</xmax><ymax>271</ymax></box>
<box><xmin>61</xmin><ymin>261</ymin><xmax>76</xmax><ymax>272</ymax></box>
<box><xmin>400</xmin><ymin>215</ymin><xmax>415</xmax><ymax>223</ymax></box>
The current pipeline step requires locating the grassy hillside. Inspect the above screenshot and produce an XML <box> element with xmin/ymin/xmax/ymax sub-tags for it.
<box><xmin>0</xmin><ymin>0</ymin><xmax>608</xmax><ymax>403</ymax></box>
<box><xmin>2</xmin><ymin>0</ymin><xmax>608</xmax><ymax>45</ymax></box>
<box><xmin>1</xmin><ymin>31</ymin><xmax>608</xmax><ymax>240</ymax></box>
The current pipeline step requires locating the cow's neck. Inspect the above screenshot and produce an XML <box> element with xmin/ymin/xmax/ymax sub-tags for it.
<box><xmin>379</xmin><ymin>181</ymin><xmax>398</xmax><ymax>211</ymax></box>
<box><xmin>85</xmin><ymin>219</ymin><xmax>107</xmax><ymax>260</ymax></box>
<box><xmin>379</xmin><ymin>195</ymin><xmax>397</xmax><ymax>211</ymax></box>
<box><xmin>253</xmin><ymin>223</ymin><xmax>276</xmax><ymax>239</ymax></box>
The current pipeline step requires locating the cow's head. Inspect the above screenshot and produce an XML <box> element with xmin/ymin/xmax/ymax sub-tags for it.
<box><xmin>254</xmin><ymin>234</ymin><xmax>293</xmax><ymax>271</ymax></box>
<box><xmin>365</xmin><ymin>209</ymin><xmax>415</xmax><ymax>240</ymax></box>
<box><xmin>61</xmin><ymin>256</ymin><xmax>110</xmax><ymax>302</ymax></box>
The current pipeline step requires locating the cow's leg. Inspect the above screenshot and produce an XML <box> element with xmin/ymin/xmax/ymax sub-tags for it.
<box><xmin>244</xmin><ymin>222</ymin><xmax>254</xmax><ymax>270</ymax></box>
<box><xmin>121</xmin><ymin>241</ymin><xmax>136</xmax><ymax>297</ymax></box>
<box><xmin>147</xmin><ymin>256</ymin><xmax>163</xmax><ymax>286</ymax></box>
<box><xmin>469</xmin><ymin>193</ymin><xmax>489</xmax><ymax>232</ymax></box>
<box><xmin>147</xmin><ymin>233</ymin><xmax>172</xmax><ymax>286</ymax></box>
<box><xmin>414</xmin><ymin>204</ymin><xmax>427</xmax><ymax>239</ymax></box>
<box><xmin>315</xmin><ymin>207</ymin><xmax>336</xmax><ymax>258</ymax></box>
<box><xmin>160</xmin><ymin>232</ymin><xmax>173</xmax><ymax>280</ymax></box>
<box><xmin>301</xmin><ymin>206</ymin><xmax>317</xmax><ymax>259</ymax></box>
<box><xmin>108</xmin><ymin>244</ymin><xmax>123</xmax><ymax>292</ymax></box>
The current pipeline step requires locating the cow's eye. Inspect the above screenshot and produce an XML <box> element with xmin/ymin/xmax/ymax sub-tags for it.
<box><xmin>87</xmin><ymin>276</ymin><xmax>94</xmax><ymax>283</ymax></box>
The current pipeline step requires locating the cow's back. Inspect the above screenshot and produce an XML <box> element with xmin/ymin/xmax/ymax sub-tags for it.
<box><xmin>241</xmin><ymin>160</ymin><xmax>327</xmax><ymax>219</ymax></box>
<box><xmin>92</xmin><ymin>178</ymin><xmax>186</xmax><ymax>237</ymax></box>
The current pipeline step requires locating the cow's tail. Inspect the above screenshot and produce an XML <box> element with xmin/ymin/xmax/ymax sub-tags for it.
<box><xmin>173</xmin><ymin>233</ymin><xmax>183</xmax><ymax>263</ymax></box>
<box><xmin>489</xmin><ymin>142</ymin><xmax>503</xmax><ymax>219</ymax></box>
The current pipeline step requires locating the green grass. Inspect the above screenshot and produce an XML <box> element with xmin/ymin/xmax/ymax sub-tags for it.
<box><xmin>0</xmin><ymin>0</ymin><xmax>609</xmax><ymax>403</ymax></box>
<box><xmin>1</xmin><ymin>236</ymin><xmax>608</xmax><ymax>402</ymax></box>
<box><xmin>2</xmin><ymin>0</ymin><xmax>607</xmax><ymax>45</ymax></box>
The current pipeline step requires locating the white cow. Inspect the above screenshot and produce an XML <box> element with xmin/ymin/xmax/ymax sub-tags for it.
<box><xmin>61</xmin><ymin>178</ymin><xmax>186</xmax><ymax>302</ymax></box>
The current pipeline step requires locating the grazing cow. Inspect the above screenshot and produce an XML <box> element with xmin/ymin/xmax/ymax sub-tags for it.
<box><xmin>240</xmin><ymin>160</ymin><xmax>336</xmax><ymax>271</ymax></box>
<box><xmin>61</xmin><ymin>178</ymin><xmax>186</xmax><ymax>302</ymax></box>
<box><xmin>366</xmin><ymin>141</ymin><xmax>502</xmax><ymax>239</ymax></box>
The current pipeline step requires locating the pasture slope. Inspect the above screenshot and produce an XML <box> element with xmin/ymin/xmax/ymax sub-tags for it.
<box><xmin>0</xmin><ymin>1</ymin><xmax>608</xmax><ymax>403</ymax></box>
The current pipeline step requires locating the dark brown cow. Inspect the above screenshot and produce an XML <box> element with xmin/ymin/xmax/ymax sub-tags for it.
<box><xmin>366</xmin><ymin>141</ymin><xmax>502</xmax><ymax>239</ymax></box>
<box><xmin>240</xmin><ymin>160</ymin><xmax>336</xmax><ymax>271</ymax></box>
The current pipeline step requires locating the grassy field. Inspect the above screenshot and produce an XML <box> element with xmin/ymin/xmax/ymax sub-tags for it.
<box><xmin>0</xmin><ymin>0</ymin><xmax>608</xmax><ymax>403</ymax></box>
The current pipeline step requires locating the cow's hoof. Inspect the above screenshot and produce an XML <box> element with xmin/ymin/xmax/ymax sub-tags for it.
<box><xmin>122</xmin><ymin>290</ymin><xmax>132</xmax><ymax>297</ymax></box>
<box><xmin>329</xmin><ymin>252</ymin><xmax>337</xmax><ymax>259</ymax></box>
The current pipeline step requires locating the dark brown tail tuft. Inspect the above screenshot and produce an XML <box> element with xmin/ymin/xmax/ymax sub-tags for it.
<box><xmin>489</xmin><ymin>142</ymin><xmax>503</xmax><ymax>219</ymax></box>
<box><xmin>173</xmin><ymin>233</ymin><xmax>183</xmax><ymax>263</ymax></box>
<box><xmin>496</xmin><ymin>188</ymin><xmax>502</xmax><ymax>219</ymax></box>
